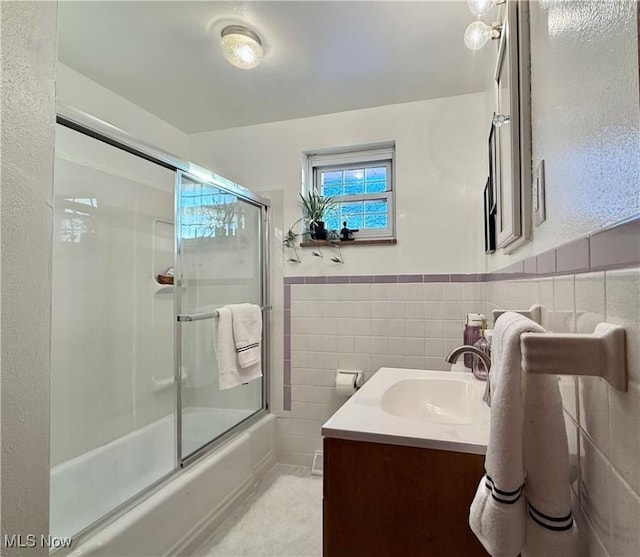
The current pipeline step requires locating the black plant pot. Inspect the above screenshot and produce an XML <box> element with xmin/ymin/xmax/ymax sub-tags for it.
<box><xmin>311</xmin><ymin>221</ymin><xmax>328</xmax><ymax>241</ymax></box>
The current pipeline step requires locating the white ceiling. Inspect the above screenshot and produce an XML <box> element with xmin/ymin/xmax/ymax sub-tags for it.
<box><xmin>58</xmin><ymin>1</ymin><xmax>491</xmax><ymax>133</ymax></box>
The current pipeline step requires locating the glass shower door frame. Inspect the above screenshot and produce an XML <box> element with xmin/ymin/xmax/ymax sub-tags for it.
<box><xmin>52</xmin><ymin>105</ymin><xmax>271</xmax><ymax>544</ymax></box>
<box><xmin>174</xmin><ymin>169</ymin><xmax>270</xmax><ymax>468</ymax></box>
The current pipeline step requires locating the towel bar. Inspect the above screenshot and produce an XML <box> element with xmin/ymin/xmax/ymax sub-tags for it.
<box><xmin>521</xmin><ymin>323</ymin><xmax>627</xmax><ymax>391</ymax></box>
<box><xmin>177</xmin><ymin>305</ymin><xmax>272</xmax><ymax>322</ymax></box>
<box><xmin>493</xmin><ymin>304</ymin><xmax>542</xmax><ymax>325</ymax></box>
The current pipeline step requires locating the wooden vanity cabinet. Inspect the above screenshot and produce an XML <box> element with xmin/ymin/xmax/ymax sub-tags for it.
<box><xmin>323</xmin><ymin>437</ymin><xmax>489</xmax><ymax>557</ymax></box>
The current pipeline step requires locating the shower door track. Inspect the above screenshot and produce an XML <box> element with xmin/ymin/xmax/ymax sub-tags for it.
<box><xmin>56</xmin><ymin>104</ymin><xmax>271</xmax><ymax>209</ymax></box>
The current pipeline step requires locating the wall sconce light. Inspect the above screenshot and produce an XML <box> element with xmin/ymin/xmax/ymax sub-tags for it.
<box><xmin>468</xmin><ymin>0</ymin><xmax>505</xmax><ymax>17</ymax></box>
<box><xmin>464</xmin><ymin>21</ymin><xmax>502</xmax><ymax>50</ymax></box>
<box><xmin>220</xmin><ymin>25</ymin><xmax>264</xmax><ymax>69</ymax></box>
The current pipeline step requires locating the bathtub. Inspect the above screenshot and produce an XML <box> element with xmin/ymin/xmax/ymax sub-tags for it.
<box><xmin>53</xmin><ymin>409</ymin><xmax>274</xmax><ymax>556</ymax></box>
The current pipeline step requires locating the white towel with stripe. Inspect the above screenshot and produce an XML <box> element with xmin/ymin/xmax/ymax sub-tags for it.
<box><xmin>229</xmin><ymin>303</ymin><xmax>262</xmax><ymax>368</ymax></box>
<box><xmin>216</xmin><ymin>306</ymin><xmax>262</xmax><ymax>390</ymax></box>
<box><xmin>469</xmin><ymin>312</ymin><xmax>578</xmax><ymax>557</ymax></box>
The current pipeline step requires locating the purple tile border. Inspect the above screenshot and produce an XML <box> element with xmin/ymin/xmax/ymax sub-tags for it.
<box><xmin>280</xmin><ymin>215</ymin><xmax>640</xmax><ymax>412</ymax></box>
<box><xmin>398</xmin><ymin>274</ymin><xmax>423</xmax><ymax>283</ymax></box>
<box><xmin>349</xmin><ymin>275</ymin><xmax>374</xmax><ymax>283</ymax></box>
<box><xmin>536</xmin><ymin>249</ymin><xmax>557</xmax><ymax>276</ymax></box>
<box><xmin>523</xmin><ymin>256</ymin><xmax>537</xmax><ymax>277</ymax></box>
<box><xmin>304</xmin><ymin>276</ymin><xmax>326</xmax><ymax>284</ymax></box>
<box><xmin>373</xmin><ymin>275</ymin><xmax>398</xmax><ymax>283</ymax></box>
<box><xmin>450</xmin><ymin>273</ymin><xmax>481</xmax><ymax>282</ymax></box>
<box><xmin>423</xmin><ymin>274</ymin><xmax>450</xmax><ymax>282</ymax></box>
<box><xmin>282</xmin><ymin>386</ymin><xmax>291</xmax><ymax>411</ymax></box>
<box><xmin>590</xmin><ymin>218</ymin><xmax>640</xmax><ymax>271</ymax></box>
<box><xmin>283</xmin><ymin>359</ymin><xmax>291</xmax><ymax>385</ymax></box>
<box><xmin>283</xmin><ymin>284</ymin><xmax>292</xmax><ymax>410</ymax></box>
<box><xmin>327</xmin><ymin>276</ymin><xmax>350</xmax><ymax>284</ymax></box>
<box><xmin>556</xmin><ymin>236</ymin><xmax>590</xmax><ymax>274</ymax></box>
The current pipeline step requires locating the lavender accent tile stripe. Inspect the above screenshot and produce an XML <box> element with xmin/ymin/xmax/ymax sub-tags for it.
<box><xmin>349</xmin><ymin>275</ymin><xmax>374</xmax><ymax>283</ymax></box>
<box><xmin>524</xmin><ymin>256</ymin><xmax>537</xmax><ymax>277</ymax></box>
<box><xmin>283</xmin><ymin>385</ymin><xmax>291</xmax><ymax>411</ymax></box>
<box><xmin>590</xmin><ymin>218</ymin><xmax>640</xmax><ymax>271</ymax></box>
<box><xmin>398</xmin><ymin>274</ymin><xmax>424</xmax><ymax>283</ymax></box>
<box><xmin>284</xmin><ymin>284</ymin><xmax>291</xmax><ymax>308</ymax></box>
<box><xmin>536</xmin><ymin>249</ymin><xmax>557</xmax><ymax>276</ymax></box>
<box><xmin>304</xmin><ymin>276</ymin><xmax>326</xmax><ymax>284</ymax></box>
<box><xmin>423</xmin><ymin>274</ymin><xmax>450</xmax><ymax>282</ymax></box>
<box><xmin>450</xmin><ymin>273</ymin><xmax>480</xmax><ymax>282</ymax></box>
<box><xmin>283</xmin><ymin>276</ymin><xmax>305</xmax><ymax>284</ymax></box>
<box><xmin>556</xmin><ymin>236</ymin><xmax>590</xmax><ymax>274</ymax></box>
<box><xmin>373</xmin><ymin>275</ymin><xmax>398</xmax><ymax>283</ymax></box>
<box><xmin>283</xmin><ymin>359</ymin><xmax>291</xmax><ymax>386</ymax></box>
<box><xmin>326</xmin><ymin>276</ymin><xmax>350</xmax><ymax>284</ymax></box>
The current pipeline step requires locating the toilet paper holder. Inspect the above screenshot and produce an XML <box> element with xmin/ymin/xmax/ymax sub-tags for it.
<box><xmin>335</xmin><ymin>370</ymin><xmax>364</xmax><ymax>389</ymax></box>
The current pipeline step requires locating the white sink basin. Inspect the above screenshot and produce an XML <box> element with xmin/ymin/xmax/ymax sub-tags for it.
<box><xmin>322</xmin><ymin>368</ymin><xmax>490</xmax><ymax>454</ymax></box>
<box><xmin>381</xmin><ymin>377</ymin><xmax>486</xmax><ymax>425</ymax></box>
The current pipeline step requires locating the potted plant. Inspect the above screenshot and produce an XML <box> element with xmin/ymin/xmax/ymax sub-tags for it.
<box><xmin>298</xmin><ymin>191</ymin><xmax>336</xmax><ymax>241</ymax></box>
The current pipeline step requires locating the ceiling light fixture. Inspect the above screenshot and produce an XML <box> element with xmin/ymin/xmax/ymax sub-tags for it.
<box><xmin>220</xmin><ymin>25</ymin><xmax>264</xmax><ymax>69</ymax></box>
<box><xmin>467</xmin><ymin>0</ymin><xmax>505</xmax><ymax>17</ymax></box>
<box><xmin>464</xmin><ymin>21</ymin><xmax>502</xmax><ymax>50</ymax></box>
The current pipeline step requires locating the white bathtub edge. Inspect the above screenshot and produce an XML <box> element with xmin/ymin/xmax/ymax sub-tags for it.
<box><xmin>66</xmin><ymin>414</ymin><xmax>275</xmax><ymax>557</ymax></box>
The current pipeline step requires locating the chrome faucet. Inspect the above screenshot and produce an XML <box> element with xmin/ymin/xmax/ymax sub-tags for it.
<box><xmin>445</xmin><ymin>345</ymin><xmax>491</xmax><ymax>381</ymax></box>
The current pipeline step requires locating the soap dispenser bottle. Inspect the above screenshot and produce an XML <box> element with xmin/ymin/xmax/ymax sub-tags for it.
<box><xmin>463</xmin><ymin>313</ymin><xmax>485</xmax><ymax>368</ymax></box>
<box><xmin>472</xmin><ymin>320</ymin><xmax>491</xmax><ymax>380</ymax></box>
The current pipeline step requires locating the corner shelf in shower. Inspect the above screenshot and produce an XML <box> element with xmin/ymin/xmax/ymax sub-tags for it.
<box><xmin>154</xmin><ymin>285</ymin><xmax>174</xmax><ymax>295</ymax></box>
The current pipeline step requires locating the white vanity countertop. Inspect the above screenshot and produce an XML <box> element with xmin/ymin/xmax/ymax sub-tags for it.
<box><xmin>322</xmin><ymin>367</ymin><xmax>490</xmax><ymax>455</ymax></box>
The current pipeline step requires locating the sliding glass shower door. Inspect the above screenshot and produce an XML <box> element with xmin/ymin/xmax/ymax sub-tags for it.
<box><xmin>176</xmin><ymin>172</ymin><xmax>266</xmax><ymax>462</ymax></box>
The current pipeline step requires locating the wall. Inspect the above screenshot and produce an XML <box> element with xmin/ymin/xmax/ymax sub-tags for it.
<box><xmin>0</xmin><ymin>1</ymin><xmax>56</xmax><ymax>554</ymax></box>
<box><xmin>56</xmin><ymin>63</ymin><xmax>190</xmax><ymax>159</ymax></box>
<box><xmin>484</xmin><ymin>263</ymin><xmax>640</xmax><ymax>557</ymax></box>
<box><xmin>188</xmin><ymin>92</ymin><xmax>490</xmax><ymax>466</ymax></box>
<box><xmin>278</xmin><ymin>275</ymin><xmax>483</xmax><ymax>466</ymax></box>
<box><xmin>481</xmin><ymin>2</ymin><xmax>640</xmax><ymax>555</ymax></box>
<box><xmin>486</xmin><ymin>0</ymin><xmax>640</xmax><ymax>271</ymax></box>
<box><xmin>189</xmin><ymin>92</ymin><xmax>488</xmax><ymax>276</ymax></box>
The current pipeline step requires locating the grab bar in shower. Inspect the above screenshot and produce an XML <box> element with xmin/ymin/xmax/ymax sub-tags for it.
<box><xmin>177</xmin><ymin>305</ymin><xmax>272</xmax><ymax>322</ymax></box>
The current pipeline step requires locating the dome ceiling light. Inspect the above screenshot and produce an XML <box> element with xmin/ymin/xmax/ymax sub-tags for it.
<box><xmin>219</xmin><ymin>25</ymin><xmax>264</xmax><ymax>69</ymax></box>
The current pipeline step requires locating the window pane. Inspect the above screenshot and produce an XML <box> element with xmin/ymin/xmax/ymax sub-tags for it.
<box><xmin>364</xmin><ymin>200</ymin><xmax>387</xmax><ymax>214</ymax></box>
<box><xmin>343</xmin><ymin>214</ymin><xmax>363</xmax><ymax>229</ymax></box>
<box><xmin>322</xmin><ymin>185</ymin><xmax>342</xmax><ymax>197</ymax></box>
<box><xmin>321</xmin><ymin>171</ymin><xmax>342</xmax><ymax>186</ymax></box>
<box><xmin>364</xmin><ymin>213</ymin><xmax>388</xmax><ymax>229</ymax></box>
<box><xmin>344</xmin><ymin>183</ymin><xmax>364</xmax><ymax>195</ymax></box>
<box><xmin>365</xmin><ymin>166</ymin><xmax>386</xmax><ymax>181</ymax></box>
<box><xmin>344</xmin><ymin>169</ymin><xmax>365</xmax><ymax>186</ymax></box>
<box><xmin>341</xmin><ymin>201</ymin><xmax>363</xmax><ymax>217</ymax></box>
<box><xmin>325</xmin><ymin>215</ymin><xmax>341</xmax><ymax>231</ymax></box>
<box><xmin>365</xmin><ymin>181</ymin><xmax>387</xmax><ymax>194</ymax></box>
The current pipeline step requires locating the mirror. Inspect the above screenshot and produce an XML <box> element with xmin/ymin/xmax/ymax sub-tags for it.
<box><xmin>493</xmin><ymin>0</ymin><xmax>532</xmax><ymax>252</ymax></box>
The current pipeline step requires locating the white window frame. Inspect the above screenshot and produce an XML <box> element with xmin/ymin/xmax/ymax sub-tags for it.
<box><xmin>303</xmin><ymin>142</ymin><xmax>395</xmax><ymax>239</ymax></box>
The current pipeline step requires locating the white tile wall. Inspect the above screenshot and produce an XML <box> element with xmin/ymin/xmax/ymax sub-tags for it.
<box><xmin>485</xmin><ymin>267</ymin><xmax>640</xmax><ymax>557</ymax></box>
<box><xmin>276</xmin><ymin>280</ymin><xmax>483</xmax><ymax>467</ymax></box>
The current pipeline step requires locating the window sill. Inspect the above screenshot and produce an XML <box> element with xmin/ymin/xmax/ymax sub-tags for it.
<box><xmin>300</xmin><ymin>238</ymin><xmax>397</xmax><ymax>248</ymax></box>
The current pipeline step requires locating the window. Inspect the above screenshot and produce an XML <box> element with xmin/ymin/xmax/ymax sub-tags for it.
<box><xmin>180</xmin><ymin>182</ymin><xmax>242</xmax><ymax>239</ymax></box>
<box><xmin>305</xmin><ymin>143</ymin><xmax>395</xmax><ymax>239</ymax></box>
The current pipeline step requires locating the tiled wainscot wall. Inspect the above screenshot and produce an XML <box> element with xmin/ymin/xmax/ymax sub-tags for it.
<box><xmin>275</xmin><ymin>217</ymin><xmax>640</xmax><ymax>556</ymax></box>
<box><xmin>277</xmin><ymin>274</ymin><xmax>484</xmax><ymax>467</ymax></box>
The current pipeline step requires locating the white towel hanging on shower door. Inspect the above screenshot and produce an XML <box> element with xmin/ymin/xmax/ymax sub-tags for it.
<box><xmin>215</xmin><ymin>306</ymin><xmax>262</xmax><ymax>390</ymax></box>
